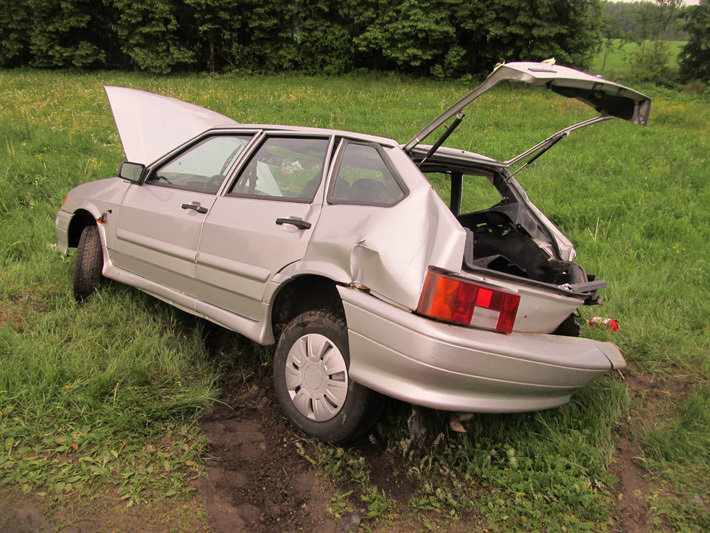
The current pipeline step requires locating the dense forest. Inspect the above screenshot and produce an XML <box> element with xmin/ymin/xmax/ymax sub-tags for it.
<box><xmin>0</xmin><ymin>0</ymin><xmax>708</xmax><ymax>82</ymax></box>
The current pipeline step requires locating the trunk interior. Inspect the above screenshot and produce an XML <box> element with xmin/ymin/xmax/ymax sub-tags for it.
<box><xmin>459</xmin><ymin>209</ymin><xmax>587</xmax><ymax>286</ymax></box>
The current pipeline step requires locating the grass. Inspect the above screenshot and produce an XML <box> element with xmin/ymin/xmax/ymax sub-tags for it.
<box><xmin>591</xmin><ymin>39</ymin><xmax>687</xmax><ymax>76</ymax></box>
<box><xmin>1</xmin><ymin>68</ymin><xmax>709</xmax><ymax>530</ymax></box>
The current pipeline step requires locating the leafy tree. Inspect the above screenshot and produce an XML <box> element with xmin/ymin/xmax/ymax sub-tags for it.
<box><xmin>0</xmin><ymin>0</ymin><xmax>32</xmax><ymax>67</ymax></box>
<box><xmin>182</xmin><ymin>0</ymin><xmax>298</xmax><ymax>73</ymax></box>
<box><xmin>183</xmin><ymin>0</ymin><xmax>237</xmax><ymax>73</ymax></box>
<box><xmin>355</xmin><ymin>0</ymin><xmax>458</xmax><ymax>77</ymax></box>
<box><xmin>627</xmin><ymin>0</ymin><xmax>683</xmax><ymax>84</ymax></box>
<box><xmin>110</xmin><ymin>0</ymin><xmax>195</xmax><ymax>74</ymax></box>
<box><xmin>0</xmin><ymin>0</ymin><xmax>609</xmax><ymax>76</ymax></box>
<box><xmin>237</xmin><ymin>0</ymin><xmax>298</xmax><ymax>72</ymax></box>
<box><xmin>294</xmin><ymin>0</ymin><xmax>365</xmax><ymax>75</ymax></box>
<box><xmin>678</xmin><ymin>3</ymin><xmax>710</xmax><ymax>83</ymax></box>
<box><xmin>452</xmin><ymin>0</ymin><xmax>604</xmax><ymax>74</ymax></box>
<box><xmin>27</xmin><ymin>0</ymin><xmax>110</xmax><ymax>68</ymax></box>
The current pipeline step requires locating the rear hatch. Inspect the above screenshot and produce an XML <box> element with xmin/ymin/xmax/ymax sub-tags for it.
<box><xmin>406</xmin><ymin>62</ymin><xmax>651</xmax><ymax>333</ymax></box>
<box><xmin>405</xmin><ymin>61</ymin><xmax>651</xmax><ymax>160</ymax></box>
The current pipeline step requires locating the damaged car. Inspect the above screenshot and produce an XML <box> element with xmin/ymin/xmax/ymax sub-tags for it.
<box><xmin>56</xmin><ymin>62</ymin><xmax>650</xmax><ymax>442</ymax></box>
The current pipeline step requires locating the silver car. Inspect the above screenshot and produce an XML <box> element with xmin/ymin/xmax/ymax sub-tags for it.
<box><xmin>56</xmin><ymin>62</ymin><xmax>650</xmax><ymax>443</ymax></box>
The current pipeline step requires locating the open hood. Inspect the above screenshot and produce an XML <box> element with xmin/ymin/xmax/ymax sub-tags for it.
<box><xmin>105</xmin><ymin>86</ymin><xmax>239</xmax><ymax>165</ymax></box>
<box><xmin>404</xmin><ymin>61</ymin><xmax>651</xmax><ymax>159</ymax></box>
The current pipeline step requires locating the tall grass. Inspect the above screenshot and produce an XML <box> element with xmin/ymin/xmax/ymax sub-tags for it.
<box><xmin>1</xmin><ymin>69</ymin><xmax>708</xmax><ymax>528</ymax></box>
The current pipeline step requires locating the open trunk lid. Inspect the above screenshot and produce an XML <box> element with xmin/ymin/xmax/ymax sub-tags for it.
<box><xmin>404</xmin><ymin>61</ymin><xmax>651</xmax><ymax>160</ymax></box>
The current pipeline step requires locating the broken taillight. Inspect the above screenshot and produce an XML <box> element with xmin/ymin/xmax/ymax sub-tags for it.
<box><xmin>417</xmin><ymin>271</ymin><xmax>520</xmax><ymax>334</ymax></box>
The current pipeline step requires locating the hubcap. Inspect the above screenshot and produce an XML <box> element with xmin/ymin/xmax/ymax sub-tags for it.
<box><xmin>284</xmin><ymin>333</ymin><xmax>348</xmax><ymax>422</ymax></box>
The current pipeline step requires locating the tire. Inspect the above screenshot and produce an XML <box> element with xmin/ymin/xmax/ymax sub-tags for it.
<box><xmin>273</xmin><ymin>309</ymin><xmax>382</xmax><ymax>443</ymax></box>
<box><xmin>73</xmin><ymin>225</ymin><xmax>103</xmax><ymax>301</ymax></box>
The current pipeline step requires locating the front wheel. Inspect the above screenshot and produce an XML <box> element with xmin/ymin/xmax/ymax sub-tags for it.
<box><xmin>73</xmin><ymin>225</ymin><xmax>103</xmax><ymax>301</ymax></box>
<box><xmin>273</xmin><ymin>309</ymin><xmax>382</xmax><ymax>443</ymax></box>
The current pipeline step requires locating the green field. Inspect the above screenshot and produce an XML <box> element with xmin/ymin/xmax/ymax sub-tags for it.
<box><xmin>1</xmin><ymin>70</ymin><xmax>709</xmax><ymax>531</ymax></box>
<box><xmin>591</xmin><ymin>39</ymin><xmax>687</xmax><ymax>80</ymax></box>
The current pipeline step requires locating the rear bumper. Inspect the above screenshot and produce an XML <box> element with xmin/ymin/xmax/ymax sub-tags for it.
<box><xmin>339</xmin><ymin>287</ymin><xmax>625</xmax><ymax>413</ymax></box>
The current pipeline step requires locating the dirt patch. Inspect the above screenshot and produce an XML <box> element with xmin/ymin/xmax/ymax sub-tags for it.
<box><xmin>195</xmin><ymin>332</ymin><xmax>338</xmax><ymax>533</ymax></box>
<box><xmin>194</xmin><ymin>326</ymin><xmax>424</xmax><ymax>533</ymax></box>
<box><xmin>608</xmin><ymin>434</ymin><xmax>658</xmax><ymax>533</ymax></box>
<box><xmin>0</xmin><ymin>488</ymin><xmax>208</xmax><ymax>532</ymax></box>
<box><xmin>0</xmin><ymin>489</ymin><xmax>49</xmax><ymax>533</ymax></box>
<box><xmin>623</xmin><ymin>370</ymin><xmax>696</xmax><ymax>429</ymax></box>
<box><xmin>607</xmin><ymin>369</ymin><xmax>697</xmax><ymax>533</ymax></box>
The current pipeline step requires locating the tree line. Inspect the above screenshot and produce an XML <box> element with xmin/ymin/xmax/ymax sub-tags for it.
<box><xmin>599</xmin><ymin>1</ymin><xmax>709</xmax><ymax>85</ymax></box>
<box><xmin>603</xmin><ymin>0</ymin><xmax>689</xmax><ymax>40</ymax></box>
<box><xmin>1</xmin><ymin>0</ymin><xmax>606</xmax><ymax>76</ymax></box>
<box><xmin>1</xmin><ymin>1</ymin><xmax>707</xmax><ymax>83</ymax></box>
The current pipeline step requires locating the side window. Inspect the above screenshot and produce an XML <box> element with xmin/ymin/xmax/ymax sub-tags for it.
<box><xmin>148</xmin><ymin>135</ymin><xmax>252</xmax><ymax>193</ymax></box>
<box><xmin>330</xmin><ymin>142</ymin><xmax>406</xmax><ymax>206</ymax></box>
<box><xmin>228</xmin><ymin>137</ymin><xmax>329</xmax><ymax>201</ymax></box>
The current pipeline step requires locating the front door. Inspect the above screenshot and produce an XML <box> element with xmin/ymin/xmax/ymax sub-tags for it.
<box><xmin>196</xmin><ymin>135</ymin><xmax>332</xmax><ymax>320</ymax></box>
<box><xmin>111</xmin><ymin>134</ymin><xmax>253</xmax><ymax>296</ymax></box>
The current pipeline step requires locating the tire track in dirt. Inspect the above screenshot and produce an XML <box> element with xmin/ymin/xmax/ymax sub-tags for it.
<box><xmin>196</xmin><ymin>360</ymin><xmax>337</xmax><ymax>533</ymax></box>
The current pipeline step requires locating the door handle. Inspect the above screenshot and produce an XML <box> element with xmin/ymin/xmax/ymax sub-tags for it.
<box><xmin>181</xmin><ymin>203</ymin><xmax>208</xmax><ymax>214</ymax></box>
<box><xmin>276</xmin><ymin>217</ymin><xmax>311</xmax><ymax>230</ymax></box>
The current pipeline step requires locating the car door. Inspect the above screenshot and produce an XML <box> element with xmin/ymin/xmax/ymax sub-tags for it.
<box><xmin>111</xmin><ymin>134</ymin><xmax>253</xmax><ymax>296</ymax></box>
<box><xmin>195</xmin><ymin>134</ymin><xmax>333</xmax><ymax>320</ymax></box>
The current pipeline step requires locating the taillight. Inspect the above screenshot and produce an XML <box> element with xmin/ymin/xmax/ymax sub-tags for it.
<box><xmin>417</xmin><ymin>271</ymin><xmax>520</xmax><ymax>334</ymax></box>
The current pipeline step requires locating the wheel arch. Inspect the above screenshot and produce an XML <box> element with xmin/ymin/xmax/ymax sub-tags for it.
<box><xmin>270</xmin><ymin>275</ymin><xmax>345</xmax><ymax>335</ymax></box>
<box><xmin>67</xmin><ymin>209</ymin><xmax>99</xmax><ymax>248</ymax></box>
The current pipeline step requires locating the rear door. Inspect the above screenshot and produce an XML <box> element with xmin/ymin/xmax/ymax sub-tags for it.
<box><xmin>111</xmin><ymin>134</ymin><xmax>253</xmax><ymax>296</ymax></box>
<box><xmin>195</xmin><ymin>134</ymin><xmax>333</xmax><ymax>320</ymax></box>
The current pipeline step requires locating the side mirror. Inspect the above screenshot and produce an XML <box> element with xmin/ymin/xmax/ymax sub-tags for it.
<box><xmin>118</xmin><ymin>161</ymin><xmax>146</xmax><ymax>183</ymax></box>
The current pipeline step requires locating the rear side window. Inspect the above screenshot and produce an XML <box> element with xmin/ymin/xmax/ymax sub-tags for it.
<box><xmin>330</xmin><ymin>142</ymin><xmax>406</xmax><ymax>206</ymax></box>
<box><xmin>228</xmin><ymin>137</ymin><xmax>330</xmax><ymax>201</ymax></box>
<box><xmin>148</xmin><ymin>135</ymin><xmax>252</xmax><ymax>193</ymax></box>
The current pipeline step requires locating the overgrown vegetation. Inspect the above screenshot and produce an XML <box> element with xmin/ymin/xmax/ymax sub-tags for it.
<box><xmin>0</xmin><ymin>0</ymin><xmax>605</xmax><ymax>76</ymax></box>
<box><xmin>2</xmin><ymin>1</ymin><xmax>708</xmax><ymax>89</ymax></box>
<box><xmin>600</xmin><ymin>1</ymin><xmax>709</xmax><ymax>87</ymax></box>
<box><xmin>0</xmin><ymin>69</ymin><xmax>708</xmax><ymax>530</ymax></box>
<box><xmin>678</xmin><ymin>3</ymin><xmax>710</xmax><ymax>84</ymax></box>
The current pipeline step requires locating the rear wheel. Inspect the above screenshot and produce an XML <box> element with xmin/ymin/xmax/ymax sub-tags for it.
<box><xmin>273</xmin><ymin>309</ymin><xmax>382</xmax><ymax>443</ymax></box>
<box><xmin>73</xmin><ymin>225</ymin><xmax>103</xmax><ymax>301</ymax></box>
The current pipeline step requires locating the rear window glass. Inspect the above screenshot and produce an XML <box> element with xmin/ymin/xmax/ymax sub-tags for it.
<box><xmin>330</xmin><ymin>143</ymin><xmax>406</xmax><ymax>206</ymax></box>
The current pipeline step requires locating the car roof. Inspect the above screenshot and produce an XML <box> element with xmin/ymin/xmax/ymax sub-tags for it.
<box><xmin>205</xmin><ymin>124</ymin><xmax>400</xmax><ymax>147</ymax></box>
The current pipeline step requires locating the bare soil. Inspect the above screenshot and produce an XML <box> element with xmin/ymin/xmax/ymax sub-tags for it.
<box><xmin>0</xmin><ymin>341</ymin><xmax>693</xmax><ymax>532</ymax></box>
<box><xmin>196</xmin><ymin>362</ymin><xmax>339</xmax><ymax>533</ymax></box>
<box><xmin>606</xmin><ymin>369</ymin><xmax>698</xmax><ymax>533</ymax></box>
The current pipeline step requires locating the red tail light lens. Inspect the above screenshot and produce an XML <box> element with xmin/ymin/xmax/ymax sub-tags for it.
<box><xmin>417</xmin><ymin>271</ymin><xmax>520</xmax><ymax>334</ymax></box>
